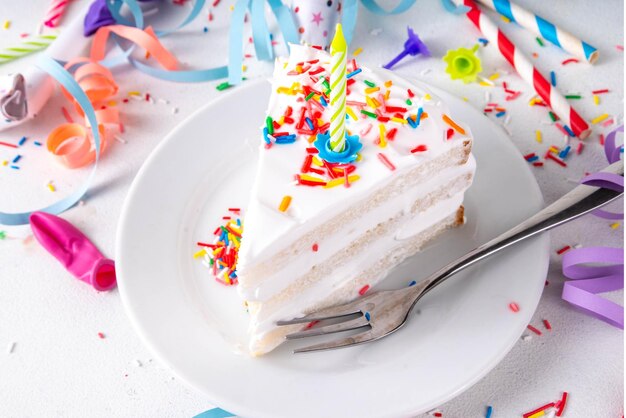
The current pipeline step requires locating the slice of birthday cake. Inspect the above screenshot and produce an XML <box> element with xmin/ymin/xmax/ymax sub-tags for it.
<box><xmin>237</xmin><ymin>31</ymin><xmax>475</xmax><ymax>356</ymax></box>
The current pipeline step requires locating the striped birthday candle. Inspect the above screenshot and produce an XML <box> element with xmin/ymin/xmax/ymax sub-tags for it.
<box><xmin>475</xmin><ymin>0</ymin><xmax>598</xmax><ymax>63</ymax></box>
<box><xmin>329</xmin><ymin>24</ymin><xmax>348</xmax><ymax>152</ymax></box>
<box><xmin>0</xmin><ymin>34</ymin><xmax>58</xmax><ymax>65</ymax></box>
<box><xmin>457</xmin><ymin>0</ymin><xmax>591</xmax><ymax>139</ymax></box>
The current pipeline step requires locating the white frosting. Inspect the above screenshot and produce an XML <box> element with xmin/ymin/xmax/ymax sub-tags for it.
<box><xmin>238</xmin><ymin>45</ymin><xmax>474</xmax><ymax>272</ymax></box>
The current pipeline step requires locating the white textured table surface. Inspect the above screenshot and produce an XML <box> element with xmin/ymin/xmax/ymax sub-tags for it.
<box><xmin>0</xmin><ymin>1</ymin><xmax>623</xmax><ymax>417</ymax></box>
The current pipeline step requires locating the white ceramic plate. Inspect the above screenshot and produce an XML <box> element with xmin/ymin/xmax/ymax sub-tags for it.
<box><xmin>116</xmin><ymin>79</ymin><xmax>549</xmax><ymax>418</ymax></box>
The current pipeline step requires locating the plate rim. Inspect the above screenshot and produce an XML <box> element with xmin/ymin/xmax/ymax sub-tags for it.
<box><xmin>116</xmin><ymin>78</ymin><xmax>550</xmax><ymax>417</ymax></box>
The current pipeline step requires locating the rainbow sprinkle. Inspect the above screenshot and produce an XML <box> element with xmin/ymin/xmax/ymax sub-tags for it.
<box><xmin>195</xmin><ymin>209</ymin><xmax>243</xmax><ymax>286</ymax></box>
<box><xmin>279</xmin><ymin>195</ymin><xmax>292</xmax><ymax>212</ymax></box>
<box><xmin>485</xmin><ymin>406</ymin><xmax>493</xmax><ymax>418</ymax></box>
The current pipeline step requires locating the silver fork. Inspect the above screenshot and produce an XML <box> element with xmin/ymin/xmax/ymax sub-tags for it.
<box><xmin>277</xmin><ymin>160</ymin><xmax>624</xmax><ymax>353</ymax></box>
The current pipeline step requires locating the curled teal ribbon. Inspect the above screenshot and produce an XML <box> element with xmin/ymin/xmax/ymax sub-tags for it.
<box><xmin>0</xmin><ymin>57</ymin><xmax>102</xmax><ymax>225</ymax></box>
<box><xmin>105</xmin><ymin>0</ymin><xmax>298</xmax><ymax>85</ymax></box>
<box><xmin>227</xmin><ymin>0</ymin><xmax>299</xmax><ymax>84</ymax></box>
<box><xmin>342</xmin><ymin>0</ymin><xmax>416</xmax><ymax>45</ymax></box>
<box><xmin>341</xmin><ymin>0</ymin><xmax>469</xmax><ymax>46</ymax></box>
<box><xmin>193</xmin><ymin>407</ymin><xmax>235</xmax><ymax>418</ymax></box>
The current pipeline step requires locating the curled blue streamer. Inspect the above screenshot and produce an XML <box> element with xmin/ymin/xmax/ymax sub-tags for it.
<box><xmin>0</xmin><ymin>57</ymin><xmax>102</xmax><ymax>226</ymax></box>
<box><xmin>106</xmin><ymin>0</ymin><xmax>297</xmax><ymax>85</ymax></box>
<box><xmin>440</xmin><ymin>0</ymin><xmax>471</xmax><ymax>14</ymax></box>
<box><xmin>251</xmin><ymin>0</ymin><xmax>273</xmax><ymax>61</ymax></box>
<box><xmin>360</xmin><ymin>0</ymin><xmax>417</xmax><ymax>14</ymax></box>
<box><xmin>105</xmin><ymin>0</ymin><xmax>232</xmax><ymax>83</ymax></box>
<box><xmin>342</xmin><ymin>0</ymin><xmax>462</xmax><ymax>46</ymax></box>
<box><xmin>107</xmin><ymin>0</ymin><xmax>206</xmax><ymax>36</ymax></box>
<box><xmin>228</xmin><ymin>0</ymin><xmax>299</xmax><ymax>85</ymax></box>
<box><xmin>342</xmin><ymin>0</ymin><xmax>418</xmax><ymax>45</ymax></box>
<box><xmin>227</xmin><ymin>0</ymin><xmax>250</xmax><ymax>85</ymax></box>
<box><xmin>193</xmin><ymin>407</ymin><xmax>235</xmax><ymax>418</ymax></box>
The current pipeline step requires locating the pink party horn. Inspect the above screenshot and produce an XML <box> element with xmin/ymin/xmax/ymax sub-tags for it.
<box><xmin>30</xmin><ymin>211</ymin><xmax>116</xmax><ymax>291</ymax></box>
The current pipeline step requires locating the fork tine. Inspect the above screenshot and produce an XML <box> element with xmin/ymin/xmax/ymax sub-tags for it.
<box><xmin>285</xmin><ymin>315</ymin><xmax>369</xmax><ymax>340</ymax></box>
<box><xmin>293</xmin><ymin>330</ymin><xmax>375</xmax><ymax>353</ymax></box>
<box><xmin>276</xmin><ymin>300</ymin><xmax>363</xmax><ymax>326</ymax></box>
<box><xmin>293</xmin><ymin>330</ymin><xmax>374</xmax><ymax>353</ymax></box>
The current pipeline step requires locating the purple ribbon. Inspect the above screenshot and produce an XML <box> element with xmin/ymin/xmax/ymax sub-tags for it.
<box><xmin>84</xmin><ymin>0</ymin><xmax>155</xmax><ymax>36</ymax></box>
<box><xmin>562</xmin><ymin>247</ymin><xmax>624</xmax><ymax>328</ymax></box>
<box><xmin>561</xmin><ymin>125</ymin><xmax>624</xmax><ymax>328</ymax></box>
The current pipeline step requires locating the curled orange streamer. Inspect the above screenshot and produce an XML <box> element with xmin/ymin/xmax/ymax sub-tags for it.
<box><xmin>47</xmin><ymin>59</ymin><xmax>119</xmax><ymax>169</ymax></box>
<box><xmin>47</xmin><ymin>123</ymin><xmax>107</xmax><ymax>169</ymax></box>
<box><xmin>47</xmin><ymin>25</ymin><xmax>180</xmax><ymax>168</ymax></box>
<box><xmin>91</xmin><ymin>25</ymin><xmax>179</xmax><ymax>70</ymax></box>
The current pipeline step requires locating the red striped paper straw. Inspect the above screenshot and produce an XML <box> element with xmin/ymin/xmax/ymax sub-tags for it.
<box><xmin>475</xmin><ymin>0</ymin><xmax>598</xmax><ymax>63</ymax></box>
<box><xmin>458</xmin><ymin>0</ymin><xmax>591</xmax><ymax>139</ymax></box>
<box><xmin>43</xmin><ymin>0</ymin><xmax>70</xmax><ymax>28</ymax></box>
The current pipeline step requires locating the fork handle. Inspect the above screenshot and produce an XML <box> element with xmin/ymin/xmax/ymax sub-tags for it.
<box><xmin>417</xmin><ymin>159</ymin><xmax>624</xmax><ymax>298</ymax></box>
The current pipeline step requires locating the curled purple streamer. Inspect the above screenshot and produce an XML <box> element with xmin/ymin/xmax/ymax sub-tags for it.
<box><xmin>581</xmin><ymin>125</ymin><xmax>624</xmax><ymax>219</ymax></box>
<box><xmin>562</xmin><ymin>247</ymin><xmax>624</xmax><ymax>328</ymax></box>
<box><xmin>562</xmin><ymin>125</ymin><xmax>624</xmax><ymax>328</ymax></box>
<box><xmin>84</xmin><ymin>0</ymin><xmax>155</xmax><ymax>36</ymax></box>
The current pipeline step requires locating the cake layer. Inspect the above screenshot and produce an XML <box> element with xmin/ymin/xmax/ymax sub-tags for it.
<box><xmin>237</xmin><ymin>139</ymin><xmax>471</xmax><ymax>288</ymax></box>
<box><xmin>246</xmin><ymin>186</ymin><xmax>468</xmax><ymax>341</ymax></box>
<box><xmin>238</xmin><ymin>155</ymin><xmax>475</xmax><ymax>303</ymax></box>
<box><xmin>248</xmin><ymin>205</ymin><xmax>465</xmax><ymax>356</ymax></box>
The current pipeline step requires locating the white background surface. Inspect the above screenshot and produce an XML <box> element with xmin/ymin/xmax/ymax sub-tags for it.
<box><xmin>0</xmin><ymin>0</ymin><xmax>623</xmax><ymax>417</ymax></box>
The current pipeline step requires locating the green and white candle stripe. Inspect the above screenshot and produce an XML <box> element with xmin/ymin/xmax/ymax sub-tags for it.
<box><xmin>0</xmin><ymin>34</ymin><xmax>58</xmax><ymax>65</ymax></box>
<box><xmin>328</xmin><ymin>24</ymin><xmax>347</xmax><ymax>153</ymax></box>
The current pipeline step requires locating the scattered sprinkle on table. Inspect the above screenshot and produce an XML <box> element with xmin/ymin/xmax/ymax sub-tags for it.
<box><xmin>216</xmin><ymin>81</ymin><xmax>232</xmax><ymax>91</ymax></box>
<box><xmin>522</xmin><ymin>402</ymin><xmax>555</xmax><ymax>418</ymax></box>
<box><xmin>591</xmin><ymin>113</ymin><xmax>609</xmax><ymax>124</ymax></box>
<box><xmin>485</xmin><ymin>405</ymin><xmax>493</xmax><ymax>418</ymax></box>
<box><xmin>555</xmin><ymin>392</ymin><xmax>568</xmax><ymax>416</ymax></box>
<box><xmin>509</xmin><ymin>302</ymin><xmax>520</xmax><ymax>313</ymax></box>
<box><xmin>556</xmin><ymin>245</ymin><xmax>571</xmax><ymax>255</ymax></box>
<box><xmin>527</xmin><ymin>324</ymin><xmax>542</xmax><ymax>335</ymax></box>
<box><xmin>0</xmin><ymin>141</ymin><xmax>18</xmax><ymax>148</ymax></box>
